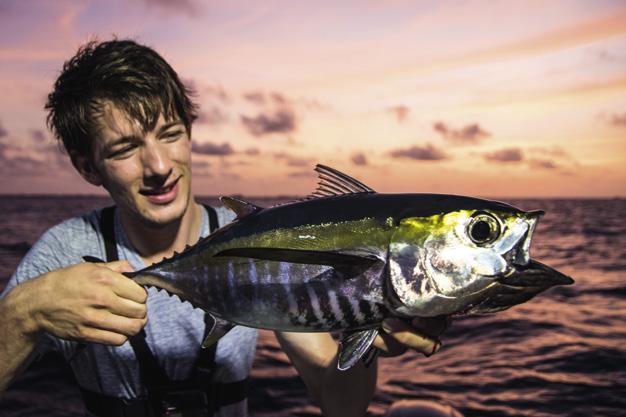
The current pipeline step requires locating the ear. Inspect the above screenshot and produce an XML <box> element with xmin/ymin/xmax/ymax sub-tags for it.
<box><xmin>70</xmin><ymin>151</ymin><xmax>103</xmax><ymax>186</ymax></box>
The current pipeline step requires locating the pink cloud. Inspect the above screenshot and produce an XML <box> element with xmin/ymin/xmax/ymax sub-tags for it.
<box><xmin>241</xmin><ymin>109</ymin><xmax>297</xmax><ymax>137</ymax></box>
<box><xmin>483</xmin><ymin>148</ymin><xmax>523</xmax><ymax>162</ymax></box>
<box><xmin>609</xmin><ymin>112</ymin><xmax>626</xmax><ymax>127</ymax></box>
<box><xmin>389</xmin><ymin>143</ymin><xmax>448</xmax><ymax>161</ymax></box>
<box><xmin>434</xmin><ymin>121</ymin><xmax>491</xmax><ymax>145</ymax></box>
<box><xmin>192</xmin><ymin>141</ymin><xmax>234</xmax><ymax>156</ymax></box>
<box><xmin>351</xmin><ymin>152</ymin><xmax>367</xmax><ymax>166</ymax></box>
<box><xmin>196</xmin><ymin>106</ymin><xmax>229</xmax><ymax>126</ymax></box>
<box><xmin>142</xmin><ymin>0</ymin><xmax>200</xmax><ymax>16</ymax></box>
<box><xmin>273</xmin><ymin>152</ymin><xmax>311</xmax><ymax>167</ymax></box>
<box><xmin>387</xmin><ymin>105</ymin><xmax>410</xmax><ymax>123</ymax></box>
<box><xmin>528</xmin><ymin>158</ymin><xmax>558</xmax><ymax>169</ymax></box>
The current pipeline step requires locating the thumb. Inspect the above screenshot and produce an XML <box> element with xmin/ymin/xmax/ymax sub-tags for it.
<box><xmin>104</xmin><ymin>260</ymin><xmax>135</xmax><ymax>274</ymax></box>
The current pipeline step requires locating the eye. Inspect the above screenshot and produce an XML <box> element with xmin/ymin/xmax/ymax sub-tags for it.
<box><xmin>162</xmin><ymin>129</ymin><xmax>184</xmax><ymax>142</ymax></box>
<box><xmin>108</xmin><ymin>144</ymin><xmax>136</xmax><ymax>159</ymax></box>
<box><xmin>467</xmin><ymin>212</ymin><xmax>501</xmax><ymax>245</ymax></box>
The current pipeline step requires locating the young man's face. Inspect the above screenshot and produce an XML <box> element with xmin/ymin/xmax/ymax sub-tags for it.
<box><xmin>87</xmin><ymin>102</ymin><xmax>193</xmax><ymax>227</ymax></box>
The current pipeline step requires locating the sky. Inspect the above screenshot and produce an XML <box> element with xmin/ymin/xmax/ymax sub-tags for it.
<box><xmin>0</xmin><ymin>0</ymin><xmax>624</xmax><ymax>197</ymax></box>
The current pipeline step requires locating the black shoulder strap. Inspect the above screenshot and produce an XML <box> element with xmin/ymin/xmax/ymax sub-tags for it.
<box><xmin>98</xmin><ymin>205</ymin><xmax>172</xmax><ymax>395</ymax></box>
<box><xmin>93</xmin><ymin>204</ymin><xmax>247</xmax><ymax>415</ymax></box>
<box><xmin>203</xmin><ymin>204</ymin><xmax>219</xmax><ymax>233</ymax></box>
<box><xmin>100</xmin><ymin>206</ymin><xmax>118</xmax><ymax>262</ymax></box>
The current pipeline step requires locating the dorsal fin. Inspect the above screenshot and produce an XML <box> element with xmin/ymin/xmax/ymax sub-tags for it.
<box><xmin>308</xmin><ymin>164</ymin><xmax>375</xmax><ymax>199</ymax></box>
<box><xmin>220</xmin><ymin>196</ymin><xmax>262</xmax><ymax>219</ymax></box>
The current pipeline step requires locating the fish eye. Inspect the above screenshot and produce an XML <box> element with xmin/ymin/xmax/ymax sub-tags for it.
<box><xmin>467</xmin><ymin>212</ymin><xmax>501</xmax><ymax>245</ymax></box>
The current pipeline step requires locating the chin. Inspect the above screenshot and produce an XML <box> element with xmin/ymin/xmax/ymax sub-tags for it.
<box><xmin>151</xmin><ymin>200</ymin><xmax>189</xmax><ymax>226</ymax></box>
<box><xmin>135</xmin><ymin>193</ymin><xmax>190</xmax><ymax>228</ymax></box>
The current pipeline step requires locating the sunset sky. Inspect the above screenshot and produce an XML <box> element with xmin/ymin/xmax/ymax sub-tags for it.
<box><xmin>0</xmin><ymin>0</ymin><xmax>624</xmax><ymax>197</ymax></box>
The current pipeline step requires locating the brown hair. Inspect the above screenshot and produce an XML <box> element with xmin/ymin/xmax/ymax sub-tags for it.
<box><xmin>45</xmin><ymin>39</ymin><xmax>198</xmax><ymax>157</ymax></box>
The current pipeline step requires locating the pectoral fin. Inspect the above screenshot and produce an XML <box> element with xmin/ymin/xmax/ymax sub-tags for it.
<box><xmin>202</xmin><ymin>315</ymin><xmax>236</xmax><ymax>348</ymax></box>
<box><xmin>215</xmin><ymin>247</ymin><xmax>380</xmax><ymax>277</ymax></box>
<box><xmin>337</xmin><ymin>328</ymin><xmax>379</xmax><ymax>371</ymax></box>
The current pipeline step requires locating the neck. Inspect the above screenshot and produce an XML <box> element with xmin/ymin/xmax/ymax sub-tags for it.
<box><xmin>119</xmin><ymin>200</ymin><xmax>203</xmax><ymax>265</ymax></box>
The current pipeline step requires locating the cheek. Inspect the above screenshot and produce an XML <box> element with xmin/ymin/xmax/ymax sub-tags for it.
<box><xmin>173</xmin><ymin>141</ymin><xmax>192</xmax><ymax>167</ymax></box>
<box><xmin>100</xmin><ymin>161</ymin><xmax>141</xmax><ymax>191</ymax></box>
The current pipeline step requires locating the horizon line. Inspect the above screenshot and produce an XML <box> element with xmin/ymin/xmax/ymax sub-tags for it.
<box><xmin>0</xmin><ymin>193</ymin><xmax>623</xmax><ymax>200</ymax></box>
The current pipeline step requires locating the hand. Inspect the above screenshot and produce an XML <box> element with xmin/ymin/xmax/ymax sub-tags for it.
<box><xmin>26</xmin><ymin>260</ymin><xmax>147</xmax><ymax>346</ymax></box>
<box><xmin>373</xmin><ymin>316</ymin><xmax>450</xmax><ymax>357</ymax></box>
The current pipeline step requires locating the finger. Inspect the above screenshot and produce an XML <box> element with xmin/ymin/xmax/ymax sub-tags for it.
<box><xmin>106</xmin><ymin>272</ymin><xmax>148</xmax><ymax>304</ymax></box>
<box><xmin>105</xmin><ymin>260</ymin><xmax>135</xmax><ymax>274</ymax></box>
<box><xmin>382</xmin><ymin>318</ymin><xmax>441</xmax><ymax>356</ymax></box>
<box><xmin>86</xmin><ymin>310</ymin><xmax>147</xmax><ymax>337</ymax></box>
<box><xmin>373</xmin><ymin>333</ymin><xmax>408</xmax><ymax>357</ymax></box>
<box><xmin>80</xmin><ymin>328</ymin><xmax>129</xmax><ymax>346</ymax></box>
<box><xmin>107</xmin><ymin>296</ymin><xmax>148</xmax><ymax>319</ymax></box>
<box><xmin>410</xmin><ymin>316</ymin><xmax>451</xmax><ymax>338</ymax></box>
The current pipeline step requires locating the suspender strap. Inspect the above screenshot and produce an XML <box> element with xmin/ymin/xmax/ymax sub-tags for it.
<box><xmin>80</xmin><ymin>387</ymin><xmax>155</xmax><ymax>417</ymax></box>
<box><xmin>194</xmin><ymin>314</ymin><xmax>218</xmax><ymax>377</ymax></box>
<box><xmin>87</xmin><ymin>204</ymin><xmax>247</xmax><ymax>417</ymax></box>
<box><xmin>80</xmin><ymin>379</ymin><xmax>249</xmax><ymax>417</ymax></box>
<box><xmin>206</xmin><ymin>379</ymin><xmax>249</xmax><ymax>416</ymax></box>
<box><xmin>100</xmin><ymin>206</ymin><xmax>172</xmax><ymax>392</ymax></box>
<box><xmin>131</xmin><ymin>329</ymin><xmax>171</xmax><ymax>389</ymax></box>
<box><xmin>100</xmin><ymin>206</ymin><xmax>118</xmax><ymax>262</ymax></box>
<box><xmin>203</xmin><ymin>204</ymin><xmax>219</xmax><ymax>233</ymax></box>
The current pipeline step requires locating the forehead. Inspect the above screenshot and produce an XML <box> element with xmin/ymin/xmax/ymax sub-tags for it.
<box><xmin>92</xmin><ymin>101</ymin><xmax>177</xmax><ymax>144</ymax></box>
<box><xmin>94</xmin><ymin>103</ymin><xmax>142</xmax><ymax>139</ymax></box>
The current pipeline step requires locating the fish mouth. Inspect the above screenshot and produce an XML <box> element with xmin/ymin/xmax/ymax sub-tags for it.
<box><xmin>461</xmin><ymin>259</ymin><xmax>573</xmax><ymax>315</ymax></box>
<box><xmin>497</xmin><ymin>259</ymin><xmax>574</xmax><ymax>288</ymax></box>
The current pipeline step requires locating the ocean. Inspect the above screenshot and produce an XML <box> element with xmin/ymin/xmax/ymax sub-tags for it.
<box><xmin>0</xmin><ymin>195</ymin><xmax>624</xmax><ymax>417</ymax></box>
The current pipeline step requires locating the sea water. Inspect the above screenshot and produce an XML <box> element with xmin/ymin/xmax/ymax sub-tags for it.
<box><xmin>0</xmin><ymin>196</ymin><xmax>624</xmax><ymax>417</ymax></box>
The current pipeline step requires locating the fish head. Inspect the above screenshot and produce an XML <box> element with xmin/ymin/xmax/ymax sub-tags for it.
<box><xmin>387</xmin><ymin>207</ymin><xmax>572</xmax><ymax>316</ymax></box>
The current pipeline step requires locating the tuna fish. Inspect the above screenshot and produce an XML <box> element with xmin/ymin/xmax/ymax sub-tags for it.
<box><xmin>124</xmin><ymin>165</ymin><xmax>574</xmax><ymax>370</ymax></box>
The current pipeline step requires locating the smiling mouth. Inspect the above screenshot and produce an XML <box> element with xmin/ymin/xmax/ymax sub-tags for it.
<box><xmin>140</xmin><ymin>177</ymin><xmax>180</xmax><ymax>196</ymax></box>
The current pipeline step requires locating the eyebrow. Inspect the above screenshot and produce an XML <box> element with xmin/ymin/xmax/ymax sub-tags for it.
<box><xmin>105</xmin><ymin>135</ymin><xmax>137</xmax><ymax>150</ymax></box>
<box><xmin>104</xmin><ymin>120</ymin><xmax>185</xmax><ymax>150</ymax></box>
<box><xmin>157</xmin><ymin>120</ymin><xmax>185</xmax><ymax>136</ymax></box>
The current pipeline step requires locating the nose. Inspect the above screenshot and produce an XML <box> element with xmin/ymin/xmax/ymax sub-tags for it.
<box><xmin>142</xmin><ymin>141</ymin><xmax>172</xmax><ymax>181</ymax></box>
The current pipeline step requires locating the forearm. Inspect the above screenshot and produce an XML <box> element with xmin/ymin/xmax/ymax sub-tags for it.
<box><xmin>1</xmin><ymin>260</ymin><xmax>147</xmax><ymax>393</ymax></box>
<box><xmin>315</xmin><ymin>351</ymin><xmax>377</xmax><ymax>417</ymax></box>
<box><xmin>0</xmin><ymin>280</ymin><xmax>43</xmax><ymax>392</ymax></box>
<box><xmin>276</xmin><ymin>332</ymin><xmax>377</xmax><ymax>417</ymax></box>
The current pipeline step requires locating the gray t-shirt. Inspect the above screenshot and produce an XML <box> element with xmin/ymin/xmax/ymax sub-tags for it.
<box><xmin>1</xmin><ymin>205</ymin><xmax>258</xmax><ymax>417</ymax></box>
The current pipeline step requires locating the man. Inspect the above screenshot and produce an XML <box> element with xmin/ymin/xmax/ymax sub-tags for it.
<box><xmin>0</xmin><ymin>39</ymin><xmax>444</xmax><ymax>417</ymax></box>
